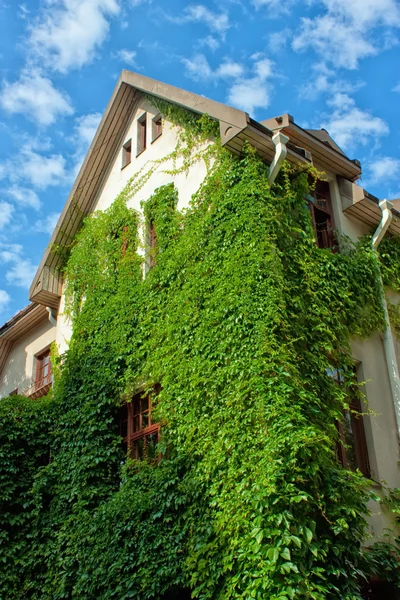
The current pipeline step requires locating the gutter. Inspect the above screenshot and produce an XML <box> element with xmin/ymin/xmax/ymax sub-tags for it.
<box><xmin>268</xmin><ymin>131</ymin><xmax>289</xmax><ymax>185</ymax></box>
<box><xmin>46</xmin><ymin>307</ymin><xmax>57</xmax><ymax>328</ymax></box>
<box><xmin>372</xmin><ymin>199</ymin><xmax>400</xmax><ymax>438</ymax></box>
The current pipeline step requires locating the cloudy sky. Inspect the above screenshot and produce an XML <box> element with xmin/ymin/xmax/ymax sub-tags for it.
<box><xmin>0</xmin><ymin>0</ymin><xmax>399</xmax><ymax>321</ymax></box>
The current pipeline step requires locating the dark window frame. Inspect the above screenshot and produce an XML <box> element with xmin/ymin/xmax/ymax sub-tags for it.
<box><xmin>137</xmin><ymin>113</ymin><xmax>147</xmax><ymax>156</ymax></box>
<box><xmin>151</xmin><ymin>114</ymin><xmax>162</xmax><ymax>143</ymax></box>
<box><xmin>33</xmin><ymin>348</ymin><xmax>52</xmax><ymax>395</ymax></box>
<box><xmin>308</xmin><ymin>180</ymin><xmax>336</xmax><ymax>250</ymax></box>
<box><xmin>122</xmin><ymin>139</ymin><xmax>132</xmax><ymax>169</ymax></box>
<box><xmin>329</xmin><ymin>367</ymin><xmax>371</xmax><ymax>477</ymax></box>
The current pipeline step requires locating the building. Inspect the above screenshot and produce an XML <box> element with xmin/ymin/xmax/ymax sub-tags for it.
<box><xmin>1</xmin><ymin>70</ymin><xmax>400</xmax><ymax>554</ymax></box>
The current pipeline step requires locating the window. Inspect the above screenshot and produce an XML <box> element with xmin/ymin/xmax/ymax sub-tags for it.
<box><xmin>328</xmin><ymin>367</ymin><xmax>371</xmax><ymax>477</ymax></box>
<box><xmin>307</xmin><ymin>181</ymin><xmax>336</xmax><ymax>250</ymax></box>
<box><xmin>137</xmin><ymin>113</ymin><xmax>147</xmax><ymax>155</ymax></box>
<box><xmin>122</xmin><ymin>139</ymin><xmax>132</xmax><ymax>168</ymax></box>
<box><xmin>152</xmin><ymin>114</ymin><xmax>162</xmax><ymax>142</ymax></box>
<box><xmin>119</xmin><ymin>390</ymin><xmax>159</xmax><ymax>460</ymax></box>
<box><xmin>30</xmin><ymin>349</ymin><xmax>53</xmax><ymax>399</ymax></box>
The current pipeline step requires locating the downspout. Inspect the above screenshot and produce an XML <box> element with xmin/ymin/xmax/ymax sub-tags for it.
<box><xmin>46</xmin><ymin>307</ymin><xmax>57</xmax><ymax>327</ymax></box>
<box><xmin>268</xmin><ymin>131</ymin><xmax>289</xmax><ymax>185</ymax></box>
<box><xmin>372</xmin><ymin>199</ymin><xmax>400</xmax><ymax>437</ymax></box>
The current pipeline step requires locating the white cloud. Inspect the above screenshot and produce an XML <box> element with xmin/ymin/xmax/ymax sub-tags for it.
<box><xmin>0</xmin><ymin>243</ymin><xmax>37</xmax><ymax>289</ymax></box>
<box><xmin>0</xmin><ymin>290</ymin><xmax>11</xmax><ymax>314</ymax></box>
<box><xmin>169</xmin><ymin>4</ymin><xmax>230</xmax><ymax>36</ymax></box>
<box><xmin>0</xmin><ymin>202</ymin><xmax>14</xmax><ymax>229</ymax></box>
<box><xmin>366</xmin><ymin>157</ymin><xmax>400</xmax><ymax>184</ymax></box>
<box><xmin>182</xmin><ymin>54</ymin><xmax>244</xmax><ymax>82</ymax></box>
<box><xmin>35</xmin><ymin>212</ymin><xmax>61</xmax><ymax>235</ymax></box>
<box><xmin>293</xmin><ymin>15</ymin><xmax>376</xmax><ymax>69</ymax></box>
<box><xmin>19</xmin><ymin>148</ymin><xmax>67</xmax><ymax>189</ymax></box>
<box><xmin>268</xmin><ymin>28</ymin><xmax>291</xmax><ymax>53</ymax></box>
<box><xmin>6</xmin><ymin>186</ymin><xmax>41</xmax><ymax>210</ymax></box>
<box><xmin>331</xmin><ymin>0</ymin><xmax>400</xmax><ymax>28</ymax></box>
<box><xmin>393</xmin><ymin>82</ymin><xmax>400</xmax><ymax>92</ymax></box>
<box><xmin>27</xmin><ymin>0</ymin><xmax>120</xmax><ymax>73</ymax></box>
<box><xmin>74</xmin><ymin>112</ymin><xmax>102</xmax><ymax>147</ymax></box>
<box><xmin>292</xmin><ymin>0</ymin><xmax>400</xmax><ymax>69</ymax></box>
<box><xmin>70</xmin><ymin>112</ymin><xmax>102</xmax><ymax>177</ymax></box>
<box><xmin>198</xmin><ymin>35</ymin><xmax>220</xmax><ymax>52</ymax></box>
<box><xmin>322</xmin><ymin>94</ymin><xmax>389</xmax><ymax>149</ymax></box>
<box><xmin>6</xmin><ymin>260</ymin><xmax>38</xmax><ymax>288</ymax></box>
<box><xmin>182</xmin><ymin>54</ymin><xmax>213</xmax><ymax>80</ymax></box>
<box><xmin>227</xmin><ymin>57</ymin><xmax>275</xmax><ymax>115</ymax></box>
<box><xmin>299</xmin><ymin>62</ymin><xmax>365</xmax><ymax>100</ymax></box>
<box><xmin>115</xmin><ymin>49</ymin><xmax>137</xmax><ymax>66</ymax></box>
<box><xmin>0</xmin><ymin>69</ymin><xmax>74</xmax><ymax>125</ymax></box>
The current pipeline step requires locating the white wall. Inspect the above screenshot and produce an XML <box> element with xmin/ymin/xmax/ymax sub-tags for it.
<box><xmin>94</xmin><ymin>97</ymin><xmax>211</xmax><ymax>216</ymax></box>
<box><xmin>0</xmin><ymin>318</ymin><xmax>56</xmax><ymax>398</ymax></box>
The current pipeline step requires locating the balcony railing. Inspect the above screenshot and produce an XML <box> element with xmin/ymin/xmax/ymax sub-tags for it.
<box><xmin>23</xmin><ymin>374</ymin><xmax>53</xmax><ymax>399</ymax></box>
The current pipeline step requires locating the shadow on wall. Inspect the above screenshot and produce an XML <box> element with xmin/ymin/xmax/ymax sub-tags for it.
<box><xmin>361</xmin><ymin>580</ymin><xmax>400</xmax><ymax>599</ymax></box>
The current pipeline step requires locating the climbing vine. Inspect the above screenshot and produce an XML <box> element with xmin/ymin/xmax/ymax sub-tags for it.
<box><xmin>0</xmin><ymin>103</ymin><xmax>399</xmax><ymax>599</ymax></box>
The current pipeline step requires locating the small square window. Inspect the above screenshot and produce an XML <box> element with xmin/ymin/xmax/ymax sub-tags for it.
<box><xmin>152</xmin><ymin>114</ymin><xmax>162</xmax><ymax>142</ymax></box>
<box><xmin>122</xmin><ymin>139</ymin><xmax>132</xmax><ymax>169</ymax></box>
<box><xmin>137</xmin><ymin>113</ymin><xmax>147</xmax><ymax>156</ymax></box>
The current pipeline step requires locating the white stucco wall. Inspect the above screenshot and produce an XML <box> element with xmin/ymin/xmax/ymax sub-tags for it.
<box><xmin>93</xmin><ymin>97</ymin><xmax>211</xmax><ymax>216</ymax></box>
<box><xmin>0</xmin><ymin>318</ymin><xmax>56</xmax><ymax>399</ymax></box>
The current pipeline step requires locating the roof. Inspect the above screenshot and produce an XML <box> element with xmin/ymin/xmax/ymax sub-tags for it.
<box><xmin>0</xmin><ymin>303</ymin><xmax>49</xmax><ymax>376</ymax></box>
<box><xmin>261</xmin><ymin>114</ymin><xmax>361</xmax><ymax>181</ymax></box>
<box><xmin>28</xmin><ymin>71</ymin><xmax>364</xmax><ymax>310</ymax></box>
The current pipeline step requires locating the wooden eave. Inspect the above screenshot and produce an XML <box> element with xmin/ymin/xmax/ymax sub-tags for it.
<box><xmin>261</xmin><ymin>114</ymin><xmax>362</xmax><ymax>182</ymax></box>
<box><xmin>29</xmin><ymin>72</ymin><xmax>309</xmax><ymax>309</ymax></box>
<box><xmin>0</xmin><ymin>303</ymin><xmax>49</xmax><ymax>376</ymax></box>
<box><xmin>339</xmin><ymin>179</ymin><xmax>400</xmax><ymax>236</ymax></box>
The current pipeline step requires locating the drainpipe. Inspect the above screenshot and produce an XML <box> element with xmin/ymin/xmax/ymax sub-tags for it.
<box><xmin>268</xmin><ymin>131</ymin><xmax>289</xmax><ymax>185</ymax></box>
<box><xmin>372</xmin><ymin>199</ymin><xmax>400</xmax><ymax>437</ymax></box>
<box><xmin>46</xmin><ymin>307</ymin><xmax>57</xmax><ymax>327</ymax></box>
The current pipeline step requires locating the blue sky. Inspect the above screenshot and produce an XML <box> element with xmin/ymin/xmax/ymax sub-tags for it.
<box><xmin>0</xmin><ymin>0</ymin><xmax>400</xmax><ymax>322</ymax></box>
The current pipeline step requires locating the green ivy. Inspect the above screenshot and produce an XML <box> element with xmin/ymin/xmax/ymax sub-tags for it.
<box><xmin>0</xmin><ymin>105</ymin><xmax>399</xmax><ymax>599</ymax></box>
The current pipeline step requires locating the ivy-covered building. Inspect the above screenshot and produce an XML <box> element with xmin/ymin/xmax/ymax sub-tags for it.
<box><xmin>1</xmin><ymin>71</ymin><xmax>400</xmax><ymax>599</ymax></box>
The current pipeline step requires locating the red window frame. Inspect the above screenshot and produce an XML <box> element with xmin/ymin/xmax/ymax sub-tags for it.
<box><xmin>35</xmin><ymin>349</ymin><xmax>52</xmax><ymax>392</ymax></box>
<box><xmin>308</xmin><ymin>180</ymin><xmax>336</xmax><ymax>250</ymax></box>
<box><xmin>119</xmin><ymin>390</ymin><xmax>160</xmax><ymax>461</ymax></box>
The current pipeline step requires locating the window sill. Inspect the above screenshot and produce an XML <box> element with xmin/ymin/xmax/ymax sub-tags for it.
<box><xmin>121</xmin><ymin>160</ymin><xmax>131</xmax><ymax>171</ymax></box>
<box><xmin>136</xmin><ymin>148</ymin><xmax>147</xmax><ymax>158</ymax></box>
<box><xmin>151</xmin><ymin>133</ymin><xmax>162</xmax><ymax>144</ymax></box>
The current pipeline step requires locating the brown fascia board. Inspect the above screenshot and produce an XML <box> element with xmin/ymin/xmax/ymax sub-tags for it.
<box><xmin>261</xmin><ymin>114</ymin><xmax>362</xmax><ymax>181</ymax></box>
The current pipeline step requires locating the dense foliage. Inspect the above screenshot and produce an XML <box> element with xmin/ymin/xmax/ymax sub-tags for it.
<box><xmin>1</xmin><ymin>109</ymin><xmax>399</xmax><ymax>599</ymax></box>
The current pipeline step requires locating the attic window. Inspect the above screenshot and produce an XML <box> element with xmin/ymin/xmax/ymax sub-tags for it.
<box><xmin>122</xmin><ymin>139</ymin><xmax>132</xmax><ymax>169</ymax></box>
<box><xmin>152</xmin><ymin>114</ymin><xmax>162</xmax><ymax>142</ymax></box>
<box><xmin>137</xmin><ymin>113</ymin><xmax>147</xmax><ymax>156</ymax></box>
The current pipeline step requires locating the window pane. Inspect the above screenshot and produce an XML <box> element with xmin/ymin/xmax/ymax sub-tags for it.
<box><xmin>146</xmin><ymin>432</ymin><xmax>158</xmax><ymax>460</ymax></box>
<box><xmin>142</xmin><ymin>411</ymin><xmax>149</xmax><ymax>429</ymax></box>
<box><xmin>142</xmin><ymin>395</ymin><xmax>149</xmax><ymax>412</ymax></box>
<box><xmin>342</xmin><ymin>411</ymin><xmax>358</xmax><ymax>472</ymax></box>
<box><xmin>133</xmin><ymin>415</ymin><xmax>140</xmax><ymax>432</ymax></box>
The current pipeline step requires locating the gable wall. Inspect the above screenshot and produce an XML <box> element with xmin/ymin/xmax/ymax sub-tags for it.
<box><xmin>0</xmin><ymin>318</ymin><xmax>56</xmax><ymax>399</ymax></box>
